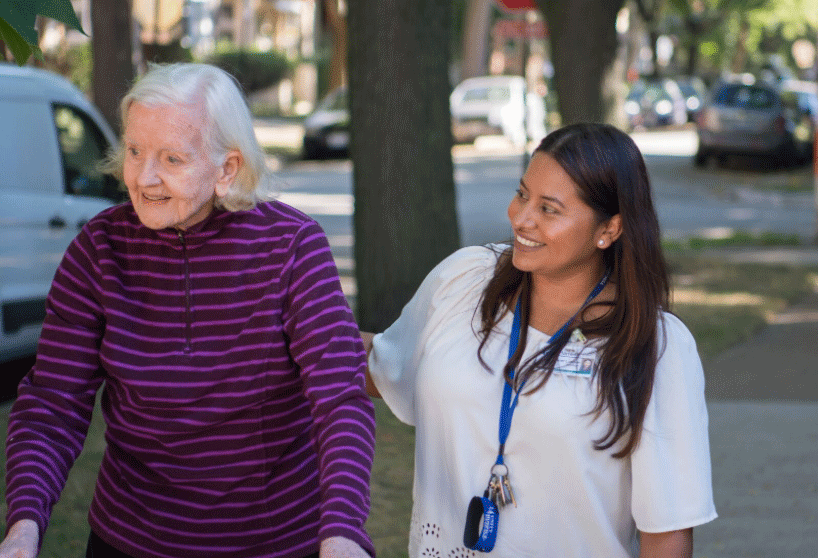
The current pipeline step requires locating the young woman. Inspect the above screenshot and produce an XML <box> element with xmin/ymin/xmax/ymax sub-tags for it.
<box><xmin>364</xmin><ymin>123</ymin><xmax>716</xmax><ymax>557</ymax></box>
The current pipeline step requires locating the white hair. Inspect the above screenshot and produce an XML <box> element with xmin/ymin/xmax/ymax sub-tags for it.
<box><xmin>107</xmin><ymin>62</ymin><xmax>276</xmax><ymax>211</ymax></box>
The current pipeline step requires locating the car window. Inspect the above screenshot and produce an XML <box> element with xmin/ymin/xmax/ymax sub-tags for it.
<box><xmin>461</xmin><ymin>85</ymin><xmax>511</xmax><ymax>103</ymax></box>
<box><xmin>644</xmin><ymin>84</ymin><xmax>672</xmax><ymax>102</ymax></box>
<box><xmin>0</xmin><ymin>97</ymin><xmax>63</xmax><ymax>193</ymax></box>
<box><xmin>714</xmin><ymin>84</ymin><xmax>776</xmax><ymax>110</ymax></box>
<box><xmin>791</xmin><ymin>91</ymin><xmax>817</xmax><ymax>115</ymax></box>
<box><xmin>321</xmin><ymin>89</ymin><xmax>347</xmax><ymax>111</ymax></box>
<box><xmin>53</xmin><ymin>104</ymin><xmax>122</xmax><ymax>202</ymax></box>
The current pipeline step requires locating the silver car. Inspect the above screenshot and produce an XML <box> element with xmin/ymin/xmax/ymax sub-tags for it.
<box><xmin>449</xmin><ymin>75</ymin><xmax>546</xmax><ymax>147</ymax></box>
<box><xmin>695</xmin><ymin>78</ymin><xmax>817</xmax><ymax>167</ymax></box>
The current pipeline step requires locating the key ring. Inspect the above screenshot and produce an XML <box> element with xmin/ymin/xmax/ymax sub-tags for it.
<box><xmin>490</xmin><ymin>463</ymin><xmax>508</xmax><ymax>478</ymax></box>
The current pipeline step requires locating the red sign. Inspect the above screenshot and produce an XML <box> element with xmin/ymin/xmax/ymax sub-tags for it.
<box><xmin>493</xmin><ymin>19</ymin><xmax>548</xmax><ymax>39</ymax></box>
<box><xmin>495</xmin><ymin>0</ymin><xmax>537</xmax><ymax>12</ymax></box>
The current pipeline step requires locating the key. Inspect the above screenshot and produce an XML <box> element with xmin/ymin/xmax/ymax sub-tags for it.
<box><xmin>489</xmin><ymin>464</ymin><xmax>517</xmax><ymax>509</ymax></box>
<box><xmin>487</xmin><ymin>474</ymin><xmax>501</xmax><ymax>507</ymax></box>
<box><xmin>501</xmin><ymin>475</ymin><xmax>517</xmax><ymax>508</ymax></box>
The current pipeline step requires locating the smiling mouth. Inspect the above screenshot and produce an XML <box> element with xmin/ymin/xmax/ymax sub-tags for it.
<box><xmin>516</xmin><ymin>235</ymin><xmax>544</xmax><ymax>248</ymax></box>
<box><xmin>143</xmin><ymin>193</ymin><xmax>171</xmax><ymax>202</ymax></box>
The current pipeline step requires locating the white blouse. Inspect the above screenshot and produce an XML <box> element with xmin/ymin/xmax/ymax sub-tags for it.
<box><xmin>369</xmin><ymin>245</ymin><xmax>717</xmax><ymax>558</ymax></box>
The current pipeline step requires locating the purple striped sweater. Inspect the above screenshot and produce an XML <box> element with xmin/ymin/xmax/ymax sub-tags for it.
<box><xmin>5</xmin><ymin>201</ymin><xmax>376</xmax><ymax>558</ymax></box>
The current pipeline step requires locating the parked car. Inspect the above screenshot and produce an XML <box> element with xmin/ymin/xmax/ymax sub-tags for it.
<box><xmin>675</xmin><ymin>75</ymin><xmax>708</xmax><ymax>122</ymax></box>
<box><xmin>449</xmin><ymin>75</ymin><xmax>546</xmax><ymax>147</ymax></box>
<box><xmin>301</xmin><ymin>76</ymin><xmax>547</xmax><ymax>159</ymax></box>
<box><xmin>0</xmin><ymin>63</ymin><xmax>121</xmax><ymax>365</ymax></box>
<box><xmin>695</xmin><ymin>78</ymin><xmax>818</xmax><ymax>166</ymax></box>
<box><xmin>624</xmin><ymin>78</ymin><xmax>688</xmax><ymax>130</ymax></box>
<box><xmin>302</xmin><ymin>86</ymin><xmax>349</xmax><ymax>159</ymax></box>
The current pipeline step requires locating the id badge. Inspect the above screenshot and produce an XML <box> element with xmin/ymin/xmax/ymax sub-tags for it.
<box><xmin>554</xmin><ymin>345</ymin><xmax>596</xmax><ymax>376</ymax></box>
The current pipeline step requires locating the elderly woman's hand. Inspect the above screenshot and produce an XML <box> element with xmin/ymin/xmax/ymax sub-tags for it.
<box><xmin>0</xmin><ymin>520</ymin><xmax>38</xmax><ymax>558</ymax></box>
<box><xmin>319</xmin><ymin>535</ymin><xmax>370</xmax><ymax>558</ymax></box>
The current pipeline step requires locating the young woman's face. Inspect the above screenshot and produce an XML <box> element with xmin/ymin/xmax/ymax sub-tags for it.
<box><xmin>507</xmin><ymin>152</ymin><xmax>611</xmax><ymax>281</ymax></box>
<box><xmin>123</xmin><ymin>102</ymin><xmax>231</xmax><ymax>231</ymax></box>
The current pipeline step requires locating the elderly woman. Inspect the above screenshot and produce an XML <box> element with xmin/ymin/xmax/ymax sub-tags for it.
<box><xmin>1</xmin><ymin>64</ymin><xmax>375</xmax><ymax>558</ymax></box>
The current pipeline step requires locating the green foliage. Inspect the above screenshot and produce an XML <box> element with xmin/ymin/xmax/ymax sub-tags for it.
<box><xmin>0</xmin><ymin>0</ymin><xmax>83</xmax><ymax>65</ymax></box>
<box><xmin>143</xmin><ymin>40</ymin><xmax>194</xmax><ymax>65</ymax></box>
<box><xmin>204</xmin><ymin>48</ymin><xmax>291</xmax><ymax>95</ymax></box>
<box><xmin>659</xmin><ymin>0</ymin><xmax>789</xmax><ymax>75</ymax></box>
<box><xmin>746</xmin><ymin>0</ymin><xmax>818</xmax><ymax>74</ymax></box>
<box><xmin>65</xmin><ymin>41</ymin><xmax>92</xmax><ymax>93</ymax></box>
<box><xmin>660</xmin><ymin>0</ymin><xmax>818</xmax><ymax>76</ymax></box>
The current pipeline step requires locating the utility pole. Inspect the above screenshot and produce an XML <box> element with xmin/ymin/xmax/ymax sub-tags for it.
<box><xmin>814</xmin><ymin>36</ymin><xmax>818</xmax><ymax>244</ymax></box>
<box><xmin>813</xmin><ymin>125</ymin><xmax>817</xmax><ymax>243</ymax></box>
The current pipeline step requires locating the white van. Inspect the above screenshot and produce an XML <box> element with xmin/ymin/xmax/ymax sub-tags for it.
<box><xmin>450</xmin><ymin>75</ymin><xmax>547</xmax><ymax>147</ymax></box>
<box><xmin>0</xmin><ymin>63</ymin><xmax>121</xmax><ymax>365</ymax></box>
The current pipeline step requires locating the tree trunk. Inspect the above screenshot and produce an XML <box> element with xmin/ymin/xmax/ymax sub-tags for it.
<box><xmin>536</xmin><ymin>0</ymin><xmax>625</xmax><ymax>125</ymax></box>
<box><xmin>730</xmin><ymin>17</ymin><xmax>750</xmax><ymax>75</ymax></box>
<box><xmin>348</xmin><ymin>0</ymin><xmax>461</xmax><ymax>331</ymax></box>
<box><xmin>323</xmin><ymin>0</ymin><xmax>347</xmax><ymax>90</ymax></box>
<box><xmin>91</xmin><ymin>0</ymin><xmax>135</xmax><ymax>135</ymax></box>
<box><xmin>633</xmin><ymin>0</ymin><xmax>664</xmax><ymax>77</ymax></box>
<box><xmin>461</xmin><ymin>0</ymin><xmax>493</xmax><ymax>80</ymax></box>
<box><xmin>232</xmin><ymin>0</ymin><xmax>257</xmax><ymax>48</ymax></box>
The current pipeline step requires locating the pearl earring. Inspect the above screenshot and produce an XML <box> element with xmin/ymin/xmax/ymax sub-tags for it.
<box><xmin>598</xmin><ymin>239</ymin><xmax>605</xmax><ymax>247</ymax></box>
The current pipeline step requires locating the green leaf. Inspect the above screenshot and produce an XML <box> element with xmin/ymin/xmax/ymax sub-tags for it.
<box><xmin>0</xmin><ymin>16</ymin><xmax>33</xmax><ymax>65</ymax></box>
<box><xmin>37</xmin><ymin>0</ymin><xmax>85</xmax><ymax>34</ymax></box>
<box><xmin>0</xmin><ymin>0</ymin><xmax>39</xmax><ymax>44</ymax></box>
<box><xmin>0</xmin><ymin>0</ymin><xmax>83</xmax><ymax>65</ymax></box>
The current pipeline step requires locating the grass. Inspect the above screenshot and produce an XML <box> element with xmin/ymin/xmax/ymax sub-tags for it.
<box><xmin>666</xmin><ymin>250</ymin><xmax>818</xmax><ymax>361</ymax></box>
<box><xmin>738</xmin><ymin>165</ymin><xmax>814</xmax><ymax>193</ymax></box>
<box><xmin>663</xmin><ymin>230</ymin><xmax>804</xmax><ymax>251</ymax></box>
<box><xmin>366</xmin><ymin>401</ymin><xmax>416</xmax><ymax>558</ymax></box>
<box><xmin>0</xmin><ymin>396</ymin><xmax>106</xmax><ymax>558</ymax></box>
<box><xmin>712</xmin><ymin>157</ymin><xmax>814</xmax><ymax>193</ymax></box>
<box><xmin>1</xmin><ymin>246</ymin><xmax>817</xmax><ymax>557</ymax></box>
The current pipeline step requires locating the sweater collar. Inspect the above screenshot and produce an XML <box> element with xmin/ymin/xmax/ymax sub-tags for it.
<box><xmin>130</xmin><ymin>204</ymin><xmax>230</xmax><ymax>248</ymax></box>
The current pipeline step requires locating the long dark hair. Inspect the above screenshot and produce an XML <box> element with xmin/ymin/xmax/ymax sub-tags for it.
<box><xmin>477</xmin><ymin>123</ymin><xmax>670</xmax><ymax>458</ymax></box>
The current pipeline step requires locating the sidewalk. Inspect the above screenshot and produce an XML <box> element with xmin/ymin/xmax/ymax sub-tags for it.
<box><xmin>691</xmin><ymin>247</ymin><xmax>818</xmax><ymax>558</ymax></box>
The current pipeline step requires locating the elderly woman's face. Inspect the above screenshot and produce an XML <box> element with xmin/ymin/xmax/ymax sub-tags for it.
<box><xmin>123</xmin><ymin>101</ymin><xmax>231</xmax><ymax>231</ymax></box>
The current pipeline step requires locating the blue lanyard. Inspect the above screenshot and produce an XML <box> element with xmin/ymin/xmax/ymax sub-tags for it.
<box><xmin>495</xmin><ymin>273</ymin><xmax>609</xmax><ymax>466</ymax></box>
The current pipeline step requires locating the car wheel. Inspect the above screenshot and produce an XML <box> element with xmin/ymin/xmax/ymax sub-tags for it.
<box><xmin>774</xmin><ymin>136</ymin><xmax>799</xmax><ymax>168</ymax></box>
<box><xmin>303</xmin><ymin>140</ymin><xmax>322</xmax><ymax>160</ymax></box>
<box><xmin>694</xmin><ymin>149</ymin><xmax>709</xmax><ymax>167</ymax></box>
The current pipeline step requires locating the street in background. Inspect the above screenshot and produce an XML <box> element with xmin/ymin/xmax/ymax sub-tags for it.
<box><xmin>696</xmin><ymin>77</ymin><xmax>818</xmax><ymax>168</ymax></box>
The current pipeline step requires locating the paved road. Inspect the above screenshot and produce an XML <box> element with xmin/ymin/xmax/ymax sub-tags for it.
<box><xmin>265</xmin><ymin>125</ymin><xmax>817</xmax><ymax>253</ymax></box>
